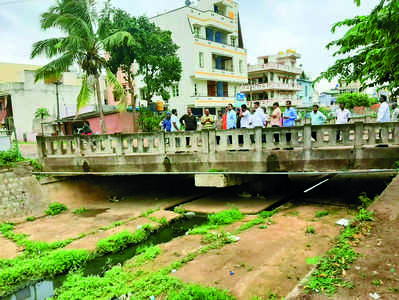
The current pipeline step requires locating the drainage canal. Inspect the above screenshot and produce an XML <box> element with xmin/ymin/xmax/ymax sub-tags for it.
<box><xmin>2</xmin><ymin>215</ymin><xmax>206</xmax><ymax>300</ymax></box>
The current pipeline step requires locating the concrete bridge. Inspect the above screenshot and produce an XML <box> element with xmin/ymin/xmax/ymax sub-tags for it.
<box><xmin>36</xmin><ymin>122</ymin><xmax>399</xmax><ymax>181</ymax></box>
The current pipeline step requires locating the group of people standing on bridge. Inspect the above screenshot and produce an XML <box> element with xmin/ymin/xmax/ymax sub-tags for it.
<box><xmin>162</xmin><ymin>100</ymin><xmax>301</xmax><ymax>133</ymax></box>
<box><xmin>162</xmin><ymin>95</ymin><xmax>399</xmax><ymax>136</ymax></box>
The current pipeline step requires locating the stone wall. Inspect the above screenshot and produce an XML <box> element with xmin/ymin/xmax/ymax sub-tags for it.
<box><xmin>0</xmin><ymin>164</ymin><xmax>49</xmax><ymax>222</ymax></box>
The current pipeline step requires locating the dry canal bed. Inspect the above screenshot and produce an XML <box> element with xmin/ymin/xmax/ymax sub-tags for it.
<box><xmin>0</xmin><ymin>173</ymin><xmax>396</xmax><ymax>300</ymax></box>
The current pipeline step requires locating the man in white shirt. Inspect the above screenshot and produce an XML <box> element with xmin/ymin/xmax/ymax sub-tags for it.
<box><xmin>240</xmin><ymin>104</ymin><xmax>251</xmax><ymax>128</ymax></box>
<box><xmin>171</xmin><ymin>109</ymin><xmax>180</xmax><ymax>132</ymax></box>
<box><xmin>252</xmin><ymin>101</ymin><xmax>266</xmax><ymax>128</ymax></box>
<box><xmin>377</xmin><ymin>95</ymin><xmax>390</xmax><ymax>123</ymax></box>
<box><xmin>391</xmin><ymin>103</ymin><xmax>399</xmax><ymax>122</ymax></box>
<box><xmin>336</xmin><ymin>103</ymin><xmax>351</xmax><ymax>141</ymax></box>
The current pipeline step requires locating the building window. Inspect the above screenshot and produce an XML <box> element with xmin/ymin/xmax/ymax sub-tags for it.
<box><xmin>172</xmin><ymin>84</ymin><xmax>180</xmax><ymax>97</ymax></box>
<box><xmin>230</xmin><ymin>36</ymin><xmax>236</xmax><ymax>47</ymax></box>
<box><xmin>194</xmin><ymin>84</ymin><xmax>198</xmax><ymax>96</ymax></box>
<box><xmin>206</xmin><ymin>28</ymin><xmax>214</xmax><ymax>42</ymax></box>
<box><xmin>199</xmin><ymin>52</ymin><xmax>204</xmax><ymax>68</ymax></box>
<box><xmin>239</xmin><ymin>60</ymin><xmax>243</xmax><ymax>73</ymax></box>
<box><xmin>234</xmin><ymin>86</ymin><xmax>237</xmax><ymax>97</ymax></box>
<box><xmin>207</xmin><ymin>81</ymin><xmax>217</xmax><ymax>97</ymax></box>
<box><xmin>193</xmin><ymin>26</ymin><xmax>201</xmax><ymax>38</ymax></box>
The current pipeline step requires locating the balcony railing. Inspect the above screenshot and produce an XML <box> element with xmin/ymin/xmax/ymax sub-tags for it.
<box><xmin>241</xmin><ymin>82</ymin><xmax>302</xmax><ymax>92</ymax></box>
<box><xmin>248</xmin><ymin>63</ymin><xmax>302</xmax><ymax>74</ymax></box>
<box><xmin>194</xmin><ymin>37</ymin><xmax>247</xmax><ymax>53</ymax></box>
<box><xmin>246</xmin><ymin>99</ymin><xmax>299</xmax><ymax>107</ymax></box>
<box><xmin>189</xmin><ymin>8</ymin><xmax>237</xmax><ymax>33</ymax></box>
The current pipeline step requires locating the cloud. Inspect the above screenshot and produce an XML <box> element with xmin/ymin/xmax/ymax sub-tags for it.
<box><xmin>0</xmin><ymin>0</ymin><xmax>380</xmax><ymax>92</ymax></box>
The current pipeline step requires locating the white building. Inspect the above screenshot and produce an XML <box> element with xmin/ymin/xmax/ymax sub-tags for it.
<box><xmin>0</xmin><ymin>63</ymin><xmax>99</xmax><ymax>141</ymax></box>
<box><xmin>135</xmin><ymin>0</ymin><xmax>248</xmax><ymax>116</ymax></box>
<box><xmin>241</xmin><ymin>50</ymin><xmax>302</xmax><ymax>108</ymax></box>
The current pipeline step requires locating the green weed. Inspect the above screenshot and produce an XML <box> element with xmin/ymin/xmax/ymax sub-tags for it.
<box><xmin>26</xmin><ymin>216</ymin><xmax>36</xmax><ymax>222</ymax></box>
<box><xmin>130</xmin><ymin>245</ymin><xmax>161</xmax><ymax>267</ymax></box>
<box><xmin>355</xmin><ymin>209</ymin><xmax>374</xmax><ymax>222</ymax></box>
<box><xmin>237</xmin><ymin>217</ymin><xmax>264</xmax><ymax>233</ymax></box>
<box><xmin>208</xmin><ymin>208</ymin><xmax>244</xmax><ymax>225</ymax></box>
<box><xmin>141</xmin><ymin>207</ymin><xmax>160</xmax><ymax>217</ymax></box>
<box><xmin>45</xmin><ymin>202</ymin><xmax>68</xmax><ymax>216</ymax></box>
<box><xmin>359</xmin><ymin>193</ymin><xmax>376</xmax><ymax>208</ymax></box>
<box><xmin>96</xmin><ymin>225</ymin><xmax>154</xmax><ymax>254</ymax></box>
<box><xmin>174</xmin><ymin>206</ymin><xmax>186</xmax><ymax>215</ymax></box>
<box><xmin>0</xmin><ymin>249</ymin><xmax>90</xmax><ymax>296</ymax></box>
<box><xmin>305</xmin><ymin>226</ymin><xmax>316</xmax><ymax>234</ymax></box>
<box><xmin>315</xmin><ymin>211</ymin><xmax>329</xmax><ymax>218</ymax></box>
<box><xmin>73</xmin><ymin>207</ymin><xmax>88</xmax><ymax>215</ymax></box>
<box><xmin>304</xmin><ymin>209</ymin><xmax>374</xmax><ymax>296</ymax></box>
<box><xmin>372</xmin><ymin>279</ymin><xmax>382</xmax><ymax>287</ymax></box>
<box><xmin>259</xmin><ymin>210</ymin><xmax>277</xmax><ymax>219</ymax></box>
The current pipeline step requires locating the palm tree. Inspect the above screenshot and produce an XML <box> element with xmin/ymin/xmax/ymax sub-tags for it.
<box><xmin>31</xmin><ymin>0</ymin><xmax>124</xmax><ymax>134</ymax></box>
<box><xmin>34</xmin><ymin>108</ymin><xmax>50</xmax><ymax>136</ymax></box>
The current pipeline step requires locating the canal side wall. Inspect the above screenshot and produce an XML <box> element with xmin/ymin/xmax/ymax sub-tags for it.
<box><xmin>0</xmin><ymin>164</ymin><xmax>49</xmax><ymax>222</ymax></box>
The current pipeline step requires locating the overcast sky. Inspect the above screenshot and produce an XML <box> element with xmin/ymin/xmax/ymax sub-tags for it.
<box><xmin>0</xmin><ymin>0</ymin><xmax>379</xmax><ymax>92</ymax></box>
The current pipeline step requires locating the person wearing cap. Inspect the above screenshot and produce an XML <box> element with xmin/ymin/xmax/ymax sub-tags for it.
<box><xmin>162</xmin><ymin>113</ymin><xmax>172</xmax><ymax>132</ymax></box>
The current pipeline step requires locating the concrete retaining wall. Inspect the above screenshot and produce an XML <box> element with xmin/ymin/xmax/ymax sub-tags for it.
<box><xmin>0</xmin><ymin>164</ymin><xmax>48</xmax><ymax>222</ymax></box>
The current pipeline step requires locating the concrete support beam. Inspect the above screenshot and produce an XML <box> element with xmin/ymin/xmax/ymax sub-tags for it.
<box><xmin>195</xmin><ymin>174</ymin><xmax>249</xmax><ymax>188</ymax></box>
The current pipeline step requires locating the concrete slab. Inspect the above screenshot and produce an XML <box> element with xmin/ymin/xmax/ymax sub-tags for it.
<box><xmin>0</xmin><ymin>236</ymin><xmax>20</xmax><ymax>259</ymax></box>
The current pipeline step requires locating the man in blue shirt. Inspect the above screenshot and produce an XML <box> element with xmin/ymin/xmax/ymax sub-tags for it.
<box><xmin>162</xmin><ymin>113</ymin><xmax>172</xmax><ymax>132</ymax></box>
<box><xmin>310</xmin><ymin>105</ymin><xmax>326</xmax><ymax>141</ymax></box>
<box><xmin>283</xmin><ymin>100</ymin><xmax>297</xmax><ymax>143</ymax></box>
<box><xmin>227</xmin><ymin>104</ymin><xmax>237</xmax><ymax>130</ymax></box>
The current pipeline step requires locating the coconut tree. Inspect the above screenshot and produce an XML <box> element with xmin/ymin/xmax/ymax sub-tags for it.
<box><xmin>34</xmin><ymin>108</ymin><xmax>50</xmax><ymax>136</ymax></box>
<box><xmin>31</xmin><ymin>0</ymin><xmax>124</xmax><ymax>134</ymax></box>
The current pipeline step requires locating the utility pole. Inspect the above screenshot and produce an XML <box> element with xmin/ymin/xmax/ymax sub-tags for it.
<box><xmin>54</xmin><ymin>80</ymin><xmax>62</xmax><ymax>135</ymax></box>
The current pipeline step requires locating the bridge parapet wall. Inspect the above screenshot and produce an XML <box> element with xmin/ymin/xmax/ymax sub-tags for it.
<box><xmin>36</xmin><ymin>122</ymin><xmax>399</xmax><ymax>173</ymax></box>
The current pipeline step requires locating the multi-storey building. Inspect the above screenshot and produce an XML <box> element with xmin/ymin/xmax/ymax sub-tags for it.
<box><xmin>241</xmin><ymin>50</ymin><xmax>302</xmax><ymax>108</ymax></box>
<box><xmin>297</xmin><ymin>78</ymin><xmax>314</xmax><ymax>107</ymax></box>
<box><xmin>135</xmin><ymin>0</ymin><xmax>248</xmax><ymax>116</ymax></box>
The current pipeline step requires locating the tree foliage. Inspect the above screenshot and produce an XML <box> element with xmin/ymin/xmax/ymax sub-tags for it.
<box><xmin>31</xmin><ymin>0</ymin><xmax>124</xmax><ymax>133</ymax></box>
<box><xmin>104</xmin><ymin>9</ymin><xmax>182</xmax><ymax>103</ymax></box>
<box><xmin>317</xmin><ymin>0</ymin><xmax>399</xmax><ymax>96</ymax></box>
<box><xmin>34</xmin><ymin>108</ymin><xmax>50</xmax><ymax>120</ymax></box>
<box><xmin>336</xmin><ymin>93</ymin><xmax>378</xmax><ymax>109</ymax></box>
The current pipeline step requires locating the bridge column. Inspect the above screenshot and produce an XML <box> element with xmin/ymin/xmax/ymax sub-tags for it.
<box><xmin>195</xmin><ymin>174</ymin><xmax>250</xmax><ymax>188</ymax></box>
<box><xmin>354</xmin><ymin>122</ymin><xmax>364</xmax><ymax>165</ymax></box>
<box><xmin>36</xmin><ymin>136</ymin><xmax>46</xmax><ymax>159</ymax></box>
<box><xmin>255</xmin><ymin>127</ymin><xmax>262</xmax><ymax>152</ymax></box>
<box><xmin>303</xmin><ymin>124</ymin><xmax>312</xmax><ymax>169</ymax></box>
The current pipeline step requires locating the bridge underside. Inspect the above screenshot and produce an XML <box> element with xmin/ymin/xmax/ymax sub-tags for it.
<box><xmin>41</xmin><ymin>146</ymin><xmax>399</xmax><ymax>174</ymax></box>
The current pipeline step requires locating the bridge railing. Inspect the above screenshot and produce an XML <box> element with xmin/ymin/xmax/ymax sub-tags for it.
<box><xmin>36</xmin><ymin>122</ymin><xmax>399</xmax><ymax>158</ymax></box>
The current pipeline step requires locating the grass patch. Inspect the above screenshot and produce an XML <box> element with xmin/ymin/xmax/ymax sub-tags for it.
<box><xmin>130</xmin><ymin>245</ymin><xmax>161</xmax><ymax>267</ymax></box>
<box><xmin>236</xmin><ymin>217</ymin><xmax>264</xmax><ymax>233</ymax></box>
<box><xmin>259</xmin><ymin>210</ymin><xmax>277</xmax><ymax>219</ymax></box>
<box><xmin>208</xmin><ymin>208</ymin><xmax>244</xmax><ymax>225</ymax></box>
<box><xmin>141</xmin><ymin>207</ymin><xmax>160</xmax><ymax>218</ymax></box>
<box><xmin>73</xmin><ymin>207</ymin><xmax>88</xmax><ymax>215</ymax></box>
<box><xmin>53</xmin><ymin>267</ymin><xmax>235</xmax><ymax>300</ymax></box>
<box><xmin>45</xmin><ymin>202</ymin><xmax>68</xmax><ymax>216</ymax></box>
<box><xmin>0</xmin><ymin>249</ymin><xmax>90</xmax><ymax>296</ymax></box>
<box><xmin>96</xmin><ymin>225</ymin><xmax>155</xmax><ymax>254</ymax></box>
<box><xmin>26</xmin><ymin>216</ymin><xmax>36</xmax><ymax>222</ymax></box>
<box><xmin>174</xmin><ymin>206</ymin><xmax>186</xmax><ymax>215</ymax></box>
<box><xmin>305</xmin><ymin>226</ymin><xmax>316</xmax><ymax>234</ymax></box>
<box><xmin>304</xmin><ymin>209</ymin><xmax>374</xmax><ymax>296</ymax></box>
<box><xmin>315</xmin><ymin>211</ymin><xmax>329</xmax><ymax>218</ymax></box>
